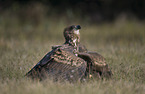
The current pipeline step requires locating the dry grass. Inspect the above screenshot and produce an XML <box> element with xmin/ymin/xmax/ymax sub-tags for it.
<box><xmin>0</xmin><ymin>16</ymin><xmax>145</xmax><ymax>94</ymax></box>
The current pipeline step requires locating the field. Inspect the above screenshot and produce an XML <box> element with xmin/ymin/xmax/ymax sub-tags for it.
<box><xmin>0</xmin><ymin>16</ymin><xmax>145</xmax><ymax>94</ymax></box>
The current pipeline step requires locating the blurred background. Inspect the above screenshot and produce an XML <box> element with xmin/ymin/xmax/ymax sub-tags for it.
<box><xmin>1</xmin><ymin>0</ymin><xmax>145</xmax><ymax>22</ymax></box>
<box><xmin>0</xmin><ymin>0</ymin><xmax>145</xmax><ymax>47</ymax></box>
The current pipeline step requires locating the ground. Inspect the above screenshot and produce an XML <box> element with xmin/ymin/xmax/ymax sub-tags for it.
<box><xmin>0</xmin><ymin>17</ymin><xmax>145</xmax><ymax>94</ymax></box>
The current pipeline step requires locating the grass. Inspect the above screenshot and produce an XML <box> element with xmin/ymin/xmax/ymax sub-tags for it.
<box><xmin>0</xmin><ymin>15</ymin><xmax>145</xmax><ymax>94</ymax></box>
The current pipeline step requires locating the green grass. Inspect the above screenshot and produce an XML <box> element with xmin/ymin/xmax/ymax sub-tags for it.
<box><xmin>0</xmin><ymin>16</ymin><xmax>145</xmax><ymax>94</ymax></box>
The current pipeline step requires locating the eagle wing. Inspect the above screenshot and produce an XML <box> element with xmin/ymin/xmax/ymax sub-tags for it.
<box><xmin>26</xmin><ymin>46</ymin><xmax>87</xmax><ymax>82</ymax></box>
<box><xmin>78</xmin><ymin>51</ymin><xmax>112</xmax><ymax>78</ymax></box>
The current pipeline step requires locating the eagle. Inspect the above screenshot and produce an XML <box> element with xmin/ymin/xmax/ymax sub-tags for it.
<box><xmin>25</xmin><ymin>25</ymin><xmax>112</xmax><ymax>82</ymax></box>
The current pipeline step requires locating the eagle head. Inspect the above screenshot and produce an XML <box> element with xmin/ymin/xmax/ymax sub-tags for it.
<box><xmin>63</xmin><ymin>25</ymin><xmax>81</xmax><ymax>46</ymax></box>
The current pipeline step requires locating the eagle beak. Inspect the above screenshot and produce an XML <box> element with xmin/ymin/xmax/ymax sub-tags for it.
<box><xmin>76</xmin><ymin>25</ymin><xmax>81</xmax><ymax>29</ymax></box>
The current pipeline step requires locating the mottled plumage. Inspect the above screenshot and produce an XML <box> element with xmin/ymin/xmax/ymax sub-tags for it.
<box><xmin>26</xmin><ymin>25</ymin><xmax>87</xmax><ymax>82</ymax></box>
<box><xmin>26</xmin><ymin>25</ymin><xmax>112</xmax><ymax>82</ymax></box>
<box><xmin>26</xmin><ymin>45</ymin><xmax>87</xmax><ymax>82</ymax></box>
<box><xmin>78</xmin><ymin>52</ymin><xmax>112</xmax><ymax>79</ymax></box>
